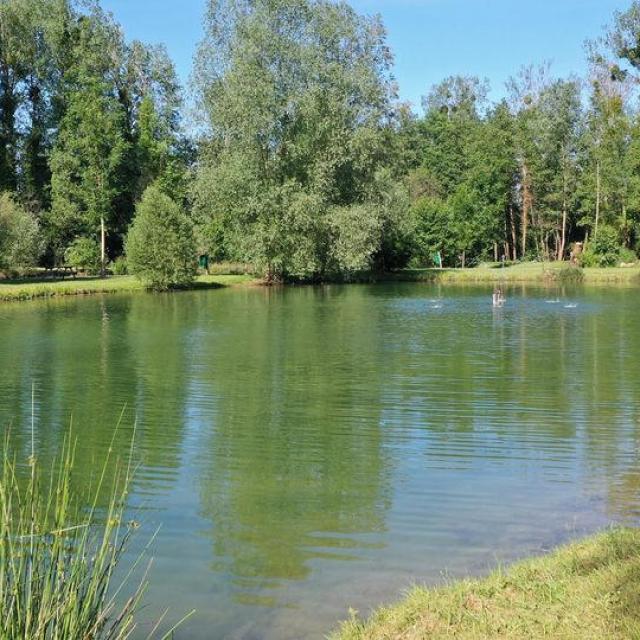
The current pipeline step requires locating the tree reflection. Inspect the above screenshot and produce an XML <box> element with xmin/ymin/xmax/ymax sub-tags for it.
<box><xmin>193</xmin><ymin>286</ymin><xmax>393</xmax><ymax>596</ymax></box>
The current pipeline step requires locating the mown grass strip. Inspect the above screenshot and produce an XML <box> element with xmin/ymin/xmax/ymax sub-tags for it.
<box><xmin>0</xmin><ymin>274</ymin><xmax>256</xmax><ymax>303</ymax></box>
<box><xmin>392</xmin><ymin>263</ymin><xmax>640</xmax><ymax>285</ymax></box>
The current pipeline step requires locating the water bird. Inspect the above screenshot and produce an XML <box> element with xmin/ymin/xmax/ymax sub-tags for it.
<box><xmin>492</xmin><ymin>288</ymin><xmax>505</xmax><ymax>308</ymax></box>
<box><xmin>564</xmin><ymin>303</ymin><xmax>578</xmax><ymax>309</ymax></box>
<box><xmin>546</xmin><ymin>298</ymin><xmax>561</xmax><ymax>304</ymax></box>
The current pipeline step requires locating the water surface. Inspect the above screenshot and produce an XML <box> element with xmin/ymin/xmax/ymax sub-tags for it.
<box><xmin>1</xmin><ymin>283</ymin><xmax>639</xmax><ymax>639</ymax></box>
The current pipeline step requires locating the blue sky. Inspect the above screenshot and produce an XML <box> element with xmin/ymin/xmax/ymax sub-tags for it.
<box><xmin>102</xmin><ymin>0</ymin><xmax>629</xmax><ymax>111</ymax></box>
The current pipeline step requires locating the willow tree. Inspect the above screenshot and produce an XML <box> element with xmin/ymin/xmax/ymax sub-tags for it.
<box><xmin>193</xmin><ymin>0</ymin><xmax>410</xmax><ymax>280</ymax></box>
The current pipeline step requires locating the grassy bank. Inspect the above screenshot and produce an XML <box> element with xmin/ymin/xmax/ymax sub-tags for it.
<box><xmin>333</xmin><ymin>528</ymin><xmax>640</xmax><ymax>640</ymax></box>
<box><xmin>0</xmin><ymin>273</ymin><xmax>256</xmax><ymax>302</ymax></box>
<box><xmin>391</xmin><ymin>262</ymin><xmax>640</xmax><ymax>285</ymax></box>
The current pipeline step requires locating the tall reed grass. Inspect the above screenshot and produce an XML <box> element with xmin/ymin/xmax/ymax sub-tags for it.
<box><xmin>0</xmin><ymin>420</ymin><xmax>193</xmax><ymax>639</ymax></box>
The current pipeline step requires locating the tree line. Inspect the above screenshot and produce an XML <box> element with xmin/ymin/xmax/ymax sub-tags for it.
<box><xmin>1</xmin><ymin>0</ymin><xmax>640</xmax><ymax>286</ymax></box>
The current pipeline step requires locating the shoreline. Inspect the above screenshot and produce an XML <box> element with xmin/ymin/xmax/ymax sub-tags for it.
<box><xmin>0</xmin><ymin>273</ymin><xmax>259</xmax><ymax>303</ymax></box>
<box><xmin>1</xmin><ymin>262</ymin><xmax>639</xmax><ymax>303</ymax></box>
<box><xmin>332</xmin><ymin>527</ymin><xmax>640</xmax><ymax>640</ymax></box>
<box><xmin>387</xmin><ymin>263</ymin><xmax>640</xmax><ymax>285</ymax></box>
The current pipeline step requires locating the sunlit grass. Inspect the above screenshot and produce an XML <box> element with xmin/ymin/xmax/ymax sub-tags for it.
<box><xmin>394</xmin><ymin>262</ymin><xmax>640</xmax><ymax>285</ymax></box>
<box><xmin>333</xmin><ymin>527</ymin><xmax>640</xmax><ymax>640</ymax></box>
<box><xmin>0</xmin><ymin>273</ymin><xmax>256</xmax><ymax>302</ymax></box>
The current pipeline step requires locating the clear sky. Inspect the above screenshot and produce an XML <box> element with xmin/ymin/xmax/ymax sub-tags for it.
<box><xmin>101</xmin><ymin>0</ymin><xmax>630</xmax><ymax>111</ymax></box>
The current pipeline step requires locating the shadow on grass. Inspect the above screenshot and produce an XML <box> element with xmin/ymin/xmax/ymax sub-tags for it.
<box><xmin>186</xmin><ymin>281</ymin><xmax>227</xmax><ymax>291</ymax></box>
<box><xmin>0</xmin><ymin>275</ymin><xmax>105</xmax><ymax>286</ymax></box>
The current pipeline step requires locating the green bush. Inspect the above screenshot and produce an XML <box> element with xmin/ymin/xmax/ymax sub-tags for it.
<box><xmin>583</xmin><ymin>225</ymin><xmax>621</xmax><ymax>267</ymax></box>
<box><xmin>0</xmin><ymin>192</ymin><xmax>42</xmax><ymax>269</ymax></box>
<box><xmin>64</xmin><ymin>237</ymin><xmax>101</xmax><ymax>274</ymax></box>
<box><xmin>553</xmin><ymin>264</ymin><xmax>584</xmax><ymax>284</ymax></box>
<box><xmin>110</xmin><ymin>255</ymin><xmax>128</xmax><ymax>275</ymax></box>
<box><xmin>126</xmin><ymin>185</ymin><xmax>197</xmax><ymax>290</ymax></box>
<box><xmin>618</xmin><ymin>247</ymin><xmax>638</xmax><ymax>265</ymax></box>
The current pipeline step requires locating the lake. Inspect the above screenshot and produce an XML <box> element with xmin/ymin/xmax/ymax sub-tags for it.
<box><xmin>1</xmin><ymin>283</ymin><xmax>639</xmax><ymax>639</ymax></box>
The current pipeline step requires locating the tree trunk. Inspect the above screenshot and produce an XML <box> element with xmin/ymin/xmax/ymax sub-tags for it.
<box><xmin>595</xmin><ymin>160</ymin><xmax>601</xmax><ymax>241</ymax></box>
<box><xmin>559</xmin><ymin>200</ymin><xmax>567</xmax><ymax>261</ymax></box>
<box><xmin>509</xmin><ymin>204</ymin><xmax>518</xmax><ymax>261</ymax></box>
<box><xmin>100</xmin><ymin>217</ymin><xmax>106</xmax><ymax>278</ymax></box>
<box><xmin>0</xmin><ymin>68</ymin><xmax>18</xmax><ymax>191</ymax></box>
<box><xmin>461</xmin><ymin>250</ymin><xmax>466</xmax><ymax>269</ymax></box>
<box><xmin>494</xmin><ymin>242</ymin><xmax>498</xmax><ymax>262</ymax></box>
<box><xmin>521</xmin><ymin>163</ymin><xmax>531</xmax><ymax>257</ymax></box>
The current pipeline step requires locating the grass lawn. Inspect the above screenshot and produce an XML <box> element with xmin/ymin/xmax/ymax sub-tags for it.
<box><xmin>332</xmin><ymin>528</ymin><xmax>640</xmax><ymax>640</ymax></box>
<box><xmin>392</xmin><ymin>262</ymin><xmax>640</xmax><ymax>285</ymax></box>
<box><xmin>0</xmin><ymin>273</ymin><xmax>256</xmax><ymax>302</ymax></box>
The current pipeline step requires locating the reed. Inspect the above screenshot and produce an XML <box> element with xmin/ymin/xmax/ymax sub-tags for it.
<box><xmin>0</xmin><ymin>421</ymin><xmax>193</xmax><ymax>639</ymax></box>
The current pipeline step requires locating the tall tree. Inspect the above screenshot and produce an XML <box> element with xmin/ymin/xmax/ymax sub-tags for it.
<box><xmin>578</xmin><ymin>65</ymin><xmax>633</xmax><ymax>246</ymax></box>
<box><xmin>507</xmin><ymin>64</ymin><xmax>551</xmax><ymax>258</ymax></box>
<box><xmin>534</xmin><ymin>79</ymin><xmax>582</xmax><ymax>260</ymax></box>
<box><xmin>410</xmin><ymin>75</ymin><xmax>504</xmax><ymax>267</ymax></box>
<box><xmin>193</xmin><ymin>0</ymin><xmax>409</xmax><ymax>280</ymax></box>
<box><xmin>50</xmin><ymin>76</ymin><xmax>126</xmax><ymax>271</ymax></box>
<box><xmin>49</xmin><ymin>9</ymin><xmax>128</xmax><ymax>274</ymax></box>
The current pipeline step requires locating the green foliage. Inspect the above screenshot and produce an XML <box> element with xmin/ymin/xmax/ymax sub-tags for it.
<box><xmin>326</xmin><ymin>204</ymin><xmax>382</xmax><ymax>275</ymax></box>
<box><xmin>0</xmin><ymin>192</ymin><xmax>42</xmax><ymax>269</ymax></box>
<box><xmin>125</xmin><ymin>185</ymin><xmax>197</xmax><ymax>290</ymax></box>
<box><xmin>64</xmin><ymin>237</ymin><xmax>101</xmax><ymax>274</ymax></box>
<box><xmin>110</xmin><ymin>255</ymin><xmax>128</xmax><ymax>275</ymax></box>
<box><xmin>586</xmin><ymin>225</ymin><xmax>622</xmax><ymax>267</ymax></box>
<box><xmin>3</xmin><ymin>0</ymin><xmax>640</xmax><ymax>276</ymax></box>
<box><xmin>618</xmin><ymin>246</ymin><xmax>638</xmax><ymax>264</ymax></box>
<box><xmin>411</xmin><ymin>197</ymin><xmax>452</xmax><ymax>266</ymax></box>
<box><xmin>193</xmin><ymin>0</ymin><xmax>410</xmax><ymax>280</ymax></box>
<box><xmin>50</xmin><ymin>76</ymin><xmax>127</xmax><ymax>255</ymax></box>
<box><xmin>550</xmin><ymin>264</ymin><xmax>585</xmax><ymax>284</ymax></box>
<box><xmin>0</xmin><ymin>0</ymin><xmax>186</xmax><ymax>262</ymax></box>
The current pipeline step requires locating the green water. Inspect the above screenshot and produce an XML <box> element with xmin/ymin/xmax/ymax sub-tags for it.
<box><xmin>1</xmin><ymin>283</ymin><xmax>639</xmax><ymax>639</ymax></box>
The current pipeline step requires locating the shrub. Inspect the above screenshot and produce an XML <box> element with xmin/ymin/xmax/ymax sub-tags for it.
<box><xmin>618</xmin><ymin>247</ymin><xmax>638</xmax><ymax>265</ymax></box>
<box><xmin>111</xmin><ymin>255</ymin><xmax>128</xmax><ymax>275</ymax></box>
<box><xmin>64</xmin><ymin>237</ymin><xmax>101</xmax><ymax>274</ymax></box>
<box><xmin>583</xmin><ymin>225</ymin><xmax>621</xmax><ymax>267</ymax></box>
<box><xmin>0</xmin><ymin>192</ymin><xmax>42</xmax><ymax>269</ymax></box>
<box><xmin>126</xmin><ymin>185</ymin><xmax>197</xmax><ymax>290</ymax></box>
<box><xmin>580</xmin><ymin>250</ymin><xmax>599</xmax><ymax>268</ymax></box>
<box><xmin>553</xmin><ymin>264</ymin><xmax>584</xmax><ymax>284</ymax></box>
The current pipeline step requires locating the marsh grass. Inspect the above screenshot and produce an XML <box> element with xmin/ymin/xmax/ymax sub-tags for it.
<box><xmin>0</xmin><ymin>420</ymin><xmax>193</xmax><ymax>639</ymax></box>
<box><xmin>333</xmin><ymin>527</ymin><xmax>640</xmax><ymax>640</ymax></box>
